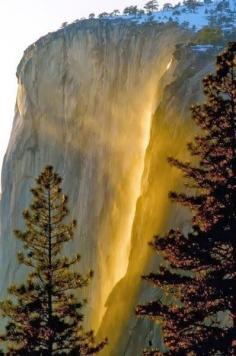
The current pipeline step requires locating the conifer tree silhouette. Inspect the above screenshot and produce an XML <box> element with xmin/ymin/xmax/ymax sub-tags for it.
<box><xmin>0</xmin><ymin>166</ymin><xmax>107</xmax><ymax>355</ymax></box>
<box><xmin>136</xmin><ymin>43</ymin><xmax>236</xmax><ymax>355</ymax></box>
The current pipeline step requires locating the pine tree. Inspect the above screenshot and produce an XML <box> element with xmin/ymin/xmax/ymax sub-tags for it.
<box><xmin>144</xmin><ymin>1</ymin><xmax>159</xmax><ymax>14</ymax></box>
<box><xmin>184</xmin><ymin>0</ymin><xmax>200</xmax><ymax>12</ymax></box>
<box><xmin>136</xmin><ymin>42</ymin><xmax>236</xmax><ymax>355</ymax></box>
<box><xmin>123</xmin><ymin>5</ymin><xmax>139</xmax><ymax>16</ymax></box>
<box><xmin>0</xmin><ymin>166</ymin><xmax>107</xmax><ymax>355</ymax></box>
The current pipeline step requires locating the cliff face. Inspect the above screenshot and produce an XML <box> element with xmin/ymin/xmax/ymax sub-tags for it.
<box><xmin>0</xmin><ymin>19</ymin><xmax>219</xmax><ymax>354</ymax></box>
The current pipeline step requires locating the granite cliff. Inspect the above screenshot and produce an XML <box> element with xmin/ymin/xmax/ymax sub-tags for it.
<box><xmin>0</xmin><ymin>15</ymin><xmax>227</xmax><ymax>354</ymax></box>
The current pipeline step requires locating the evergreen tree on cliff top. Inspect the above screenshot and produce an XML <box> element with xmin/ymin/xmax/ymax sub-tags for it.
<box><xmin>0</xmin><ymin>166</ymin><xmax>107</xmax><ymax>355</ymax></box>
<box><xmin>136</xmin><ymin>42</ymin><xmax>236</xmax><ymax>355</ymax></box>
<box><xmin>144</xmin><ymin>1</ymin><xmax>159</xmax><ymax>14</ymax></box>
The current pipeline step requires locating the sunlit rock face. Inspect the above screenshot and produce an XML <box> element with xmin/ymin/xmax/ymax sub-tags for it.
<box><xmin>0</xmin><ymin>19</ymin><xmax>218</xmax><ymax>354</ymax></box>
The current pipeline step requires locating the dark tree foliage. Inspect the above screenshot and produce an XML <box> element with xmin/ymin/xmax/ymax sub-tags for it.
<box><xmin>184</xmin><ymin>0</ymin><xmax>201</xmax><ymax>11</ymax></box>
<box><xmin>0</xmin><ymin>166</ymin><xmax>107</xmax><ymax>355</ymax></box>
<box><xmin>110</xmin><ymin>9</ymin><xmax>120</xmax><ymax>17</ymax></box>
<box><xmin>123</xmin><ymin>5</ymin><xmax>139</xmax><ymax>16</ymax></box>
<box><xmin>98</xmin><ymin>12</ymin><xmax>109</xmax><ymax>19</ymax></box>
<box><xmin>136</xmin><ymin>43</ymin><xmax>236</xmax><ymax>355</ymax></box>
<box><xmin>144</xmin><ymin>1</ymin><xmax>159</xmax><ymax>14</ymax></box>
<box><xmin>163</xmin><ymin>3</ymin><xmax>173</xmax><ymax>11</ymax></box>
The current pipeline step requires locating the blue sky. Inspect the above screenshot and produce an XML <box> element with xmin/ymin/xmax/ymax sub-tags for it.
<box><xmin>0</xmin><ymin>0</ymin><xmax>178</xmax><ymax>176</ymax></box>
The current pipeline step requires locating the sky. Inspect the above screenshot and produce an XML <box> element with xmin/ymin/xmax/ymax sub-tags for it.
<box><xmin>0</xmin><ymin>0</ymin><xmax>179</xmax><ymax>176</ymax></box>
